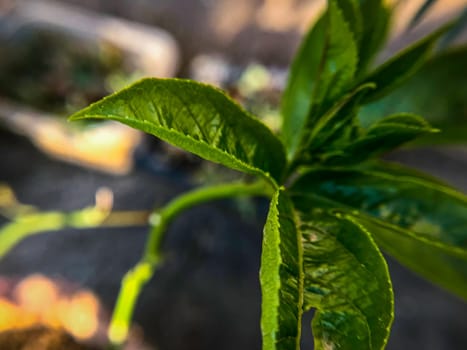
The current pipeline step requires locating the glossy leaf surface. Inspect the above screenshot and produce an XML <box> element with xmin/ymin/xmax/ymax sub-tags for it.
<box><xmin>290</xmin><ymin>202</ymin><xmax>393</xmax><ymax>350</ymax></box>
<box><xmin>361</xmin><ymin>23</ymin><xmax>451</xmax><ymax>103</ymax></box>
<box><xmin>359</xmin><ymin>47</ymin><xmax>467</xmax><ymax>144</ymax></box>
<box><xmin>320</xmin><ymin>113</ymin><xmax>437</xmax><ymax>165</ymax></box>
<box><xmin>281</xmin><ymin>0</ymin><xmax>358</xmax><ymax>159</ymax></box>
<box><xmin>298</xmin><ymin>83</ymin><xmax>375</xmax><ymax>160</ymax></box>
<box><xmin>352</xmin><ymin>214</ymin><xmax>467</xmax><ymax>300</ymax></box>
<box><xmin>70</xmin><ymin>78</ymin><xmax>286</xmax><ymax>184</ymax></box>
<box><xmin>260</xmin><ymin>190</ymin><xmax>303</xmax><ymax>350</ymax></box>
<box><xmin>290</xmin><ymin>162</ymin><xmax>467</xmax><ymax>299</ymax></box>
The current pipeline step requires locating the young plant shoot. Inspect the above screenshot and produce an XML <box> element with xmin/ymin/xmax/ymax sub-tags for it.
<box><xmin>69</xmin><ymin>0</ymin><xmax>467</xmax><ymax>349</ymax></box>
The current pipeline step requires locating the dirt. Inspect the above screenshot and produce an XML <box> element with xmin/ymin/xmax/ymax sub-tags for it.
<box><xmin>0</xmin><ymin>128</ymin><xmax>467</xmax><ymax>350</ymax></box>
<box><xmin>0</xmin><ymin>326</ymin><xmax>98</xmax><ymax>350</ymax></box>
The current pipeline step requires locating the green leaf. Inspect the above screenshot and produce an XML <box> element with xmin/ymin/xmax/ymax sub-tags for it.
<box><xmin>320</xmin><ymin>113</ymin><xmax>437</xmax><ymax>165</ymax></box>
<box><xmin>290</xmin><ymin>202</ymin><xmax>393</xmax><ymax>350</ymax></box>
<box><xmin>297</xmin><ymin>83</ymin><xmax>375</xmax><ymax>159</ymax></box>
<box><xmin>356</xmin><ymin>0</ymin><xmax>391</xmax><ymax>74</ymax></box>
<box><xmin>69</xmin><ymin>78</ymin><xmax>286</xmax><ymax>184</ymax></box>
<box><xmin>290</xmin><ymin>162</ymin><xmax>467</xmax><ymax>299</ymax></box>
<box><xmin>335</xmin><ymin>0</ymin><xmax>391</xmax><ymax>75</ymax></box>
<box><xmin>359</xmin><ymin>47</ymin><xmax>467</xmax><ymax>144</ymax></box>
<box><xmin>338</xmin><ymin>0</ymin><xmax>363</xmax><ymax>44</ymax></box>
<box><xmin>361</xmin><ymin>23</ymin><xmax>452</xmax><ymax>103</ymax></box>
<box><xmin>351</xmin><ymin>214</ymin><xmax>467</xmax><ymax>301</ymax></box>
<box><xmin>281</xmin><ymin>0</ymin><xmax>358</xmax><ymax>160</ymax></box>
<box><xmin>260</xmin><ymin>190</ymin><xmax>303</xmax><ymax>350</ymax></box>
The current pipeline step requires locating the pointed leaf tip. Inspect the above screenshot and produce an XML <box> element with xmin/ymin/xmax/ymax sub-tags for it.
<box><xmin>69</xmin><ymin>78</ymin><xmax>287</xmax><ymax>184</ymax></box>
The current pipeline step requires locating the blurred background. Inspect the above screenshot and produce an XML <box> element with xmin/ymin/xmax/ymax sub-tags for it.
<box><xmin>0</xmin><ymin>0</ymin><xmax>466</xmax><ymax>349</ymax></box>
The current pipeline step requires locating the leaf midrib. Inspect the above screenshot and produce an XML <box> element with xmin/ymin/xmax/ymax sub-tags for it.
<box><xmin>81</xmin><ymin>114</ymin><xmax>280</xmax><ymax>188</ymax></box>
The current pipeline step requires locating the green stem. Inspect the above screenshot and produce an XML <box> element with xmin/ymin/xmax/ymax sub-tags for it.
<box><xmin>107</xmin><ymin>180</ymin><xmax>273</xmax><ymax>346</ymax></box>
<box><xmin>0</xmin><ymin>207</ymin><xmax>110</xmax><ymax>260</ymax></box>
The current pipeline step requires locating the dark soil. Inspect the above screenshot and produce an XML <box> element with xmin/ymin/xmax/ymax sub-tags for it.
<box><xmin>0</xmin><ymin>128</ymin><xmax>466</xmax><ymax>350</ymax></box>
<box><xmin>0</xmin><ymin>128</ymin><xmax>265</xmax><ymax>349</ymax></box>
<box><xmin>0</xmin><ymin>326</ymin><xmax>98</xmax><ymax>350</ymax></box>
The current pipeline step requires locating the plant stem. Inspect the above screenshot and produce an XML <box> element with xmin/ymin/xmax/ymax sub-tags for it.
<box><xmin>107</xmin><ymin>180</ymin><xmax>273</xmax><ymax>346</ymax></box>
<box><xmin>0</xmin><ymin>206</ymin><xmax>114</xmax><ymax>260</ymax></box>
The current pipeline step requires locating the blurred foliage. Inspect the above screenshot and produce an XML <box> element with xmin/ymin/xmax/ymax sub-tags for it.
<box><xmin>0</xmin><ymin>27</ymin><xmax>130</xmax><ymax>115</ymax></box>
<box><xmin>359</xmin><ymin>47</ymin><xmax>467</xmax><ymax>145</ymax></box>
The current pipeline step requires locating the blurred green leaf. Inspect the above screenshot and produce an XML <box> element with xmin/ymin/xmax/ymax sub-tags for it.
<box><xmin>356</xmin><ymin>0</ymin><xmax>391</xmax><ymax>74</ymax></box>
<box><xmin>290</xmin><ymin>162</ymin><xmax>467</xmax><ymax>299</ymax></box>
<box><xmin>359</xmin><ymin>47</ymin><xmax>467</xmax><ymax>144</ymax></box>
<box><xmin>290</xmin><ymin>203</ymin><xmax>393</xmax><ymax>350</ymax></box>
<box><xmin>336</xmin><ymin>0</ymin><xmax>391</xmax><ymax>74</ymax></box>
<box><xmin>260</xmin><ymin>190</ymin><xmax>303</xmax><ymax>350</ymax></box>
<box><xmin>299</xmin><ymin>83</ymin><xmax>375</xmax><ymax>158</ymax></box>
<box><xmin>281</xmin><ymin>0</ymin><xmax>358</xmax><ymax>160</ymax></box>
<box><xmin>361</xmin><ymin>23</ymin><xmax>452</xmax><ymax>103</ymax></box>
<box><xmin>352</xmin><ymin>214</ymin><xmax>467</xmax><ymax>300</ymax></box>
<box><xmin>338</xmin><ymin>0</ymin><xmax>363</xmax><ymax>44</ymax></box>
<box><xmin>70</xmin><ymin>78</ymin><xmax>286</xmax><ymax>184</ymax></box>
<box><xmin>320</xmin><ymin>113</ymin><xmax>437</xmax><ymax>165</ymax></box>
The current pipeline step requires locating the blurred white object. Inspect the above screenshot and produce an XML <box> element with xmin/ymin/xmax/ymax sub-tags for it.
<box><xmin>0</xmin><ymin>99</ymin><xmax>142</xmax><ymax>174</ymax></box>
<box><xmin>1</xmin><ymin>0</ymin><xmax>179</xmax><ymax>78</ymax></box>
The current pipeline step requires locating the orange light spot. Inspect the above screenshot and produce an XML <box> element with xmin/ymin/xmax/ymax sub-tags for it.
<box><xmin>13</xmin><ymin>274</ymin><xmax>58</xmax><ymax>314</ymax></box>
<box><xmin>0</xmin><ymin>297</ymin><xmax>38</xmax><ymax>331</ymax></box>
<box><xmin>61</xmin><ymin>291</ymin><xmax>99</xmax><ymax>340</ymax></box>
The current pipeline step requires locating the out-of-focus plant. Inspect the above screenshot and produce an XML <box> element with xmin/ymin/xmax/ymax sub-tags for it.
<box><xmin>359</xmin><ymin>46</ymin><xmax>467</xmax><ymax>145</ymax></box>
<box><xmin>0</xmin><ymin>185</ymin><xmax>148</xmax><ymax>261</ymax></box>
<box><xmin>0</xmin><ymin>28</ymin><xmax>134</xmax><ymax>115</ymax></box>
